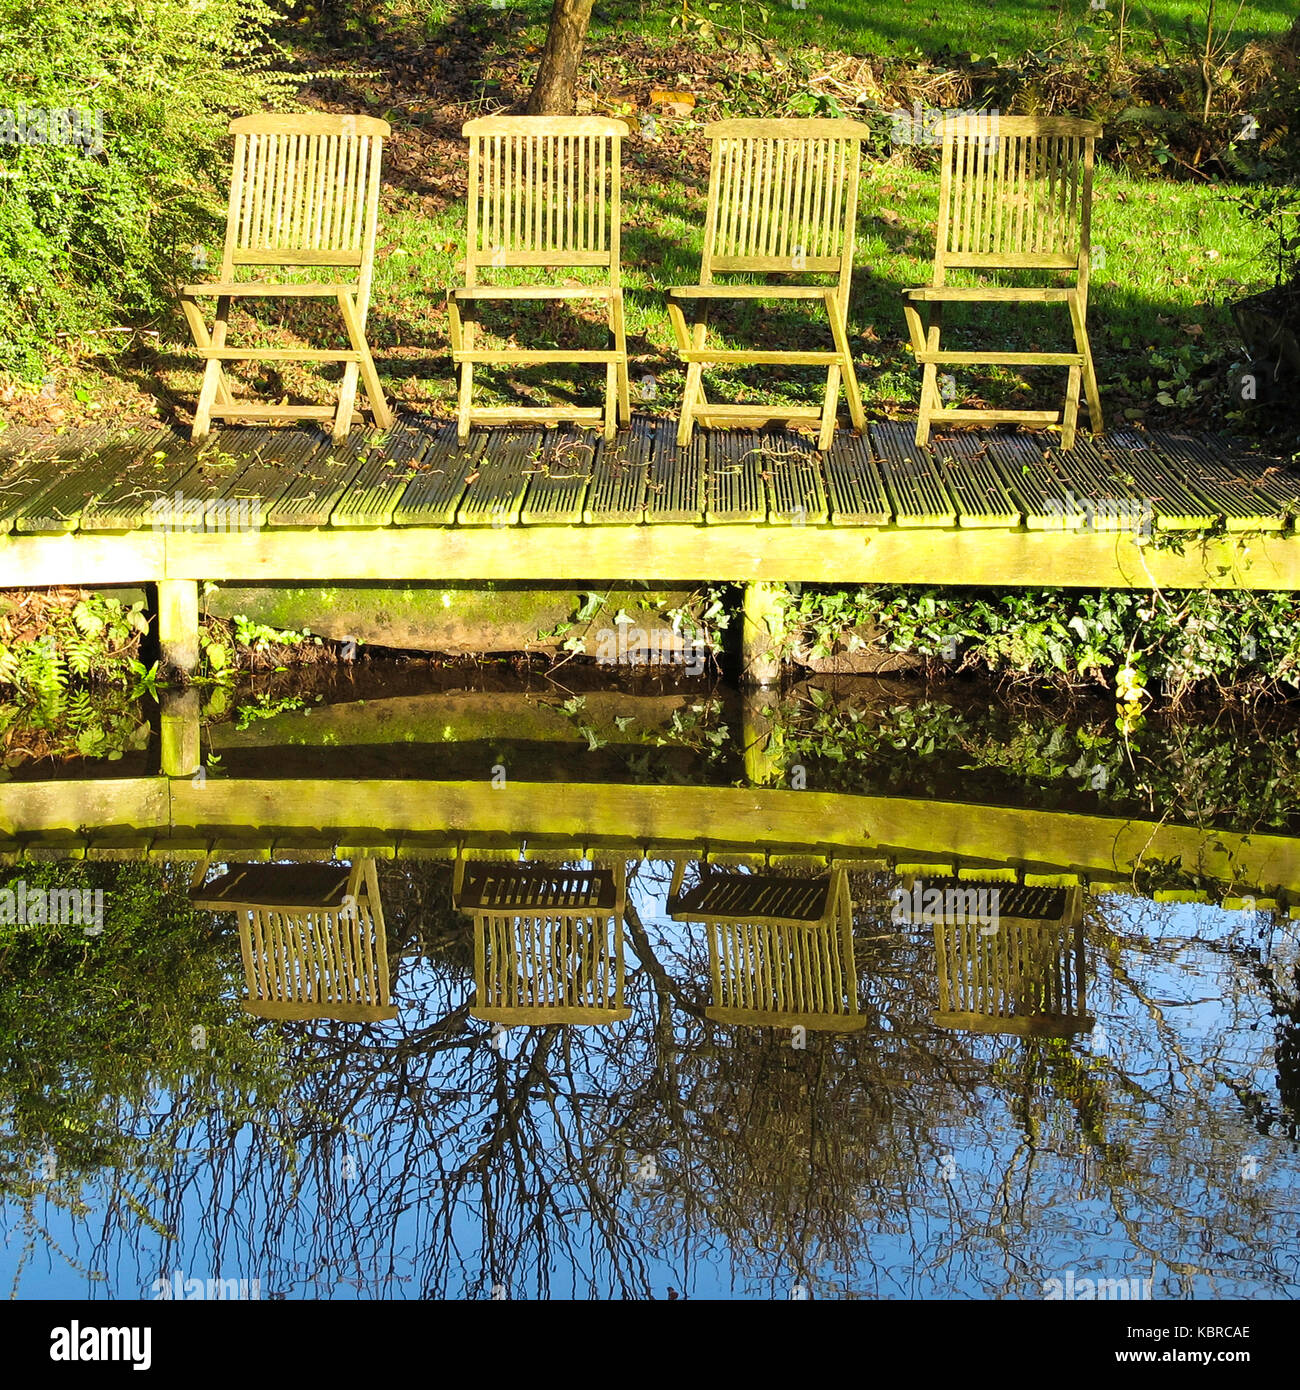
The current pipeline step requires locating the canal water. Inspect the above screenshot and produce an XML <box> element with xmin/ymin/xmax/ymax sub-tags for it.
<box><xmin>2</xmin><ymin>668</ymin><xmax>1299</xmax><ymax>1300</ymax></box>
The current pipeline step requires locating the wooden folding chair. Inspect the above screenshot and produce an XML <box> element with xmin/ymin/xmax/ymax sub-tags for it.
<box><xmin>902</xmin><ymin>114</ymin><xmax>1104</xmax><ymax>449</ymax></box>
<box><xmin>189</xmin><ymin>858</ymin><xmax>397</xmax><ymax>1022</ymax></box>
<box><xmin>447</xmin><ymin>116</ymin><xmax>631</xmax><ymax>443</ymax></box>
<box><xmin>667</xmin><ymin>118</ymin><xmax>872</xmax><ymax>452</ymax></box>
<box><xmin>180</xmin><ymin>113</ymin><xmax>395</xmax><ymax>443</ymax></box>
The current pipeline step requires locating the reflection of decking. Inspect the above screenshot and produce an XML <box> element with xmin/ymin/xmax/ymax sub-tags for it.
<box><xmin>2</xmin><ymin>413</ymin><xmax>1299</xmax><ymax>590</ymax></box>
<box><xmin>6</xmin><ymin>774</ymin><xmax>1300</xmax><ymax>910</ymax></box>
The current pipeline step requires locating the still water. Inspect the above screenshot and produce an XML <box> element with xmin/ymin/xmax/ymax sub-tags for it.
<box><xmin>2</xmin><ymin>669</ymin><xmax>1299</xmax><ymax>1300</ymax></box>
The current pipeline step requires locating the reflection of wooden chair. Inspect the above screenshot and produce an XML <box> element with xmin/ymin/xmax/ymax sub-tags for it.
<box><xmin>453</xmin><ymin>859</ymin><xmax>630</xmax><ymax>1025</ymax></box>
<box><xmin>917</xmin><ymin>882</ymin><xmax>1092</xmax><ymax>1037</ymax></box>
<box><xmin>190</xmin><ymin>859</ymin><xmax>396</xmax><ymax>1022</ymax></box>
<box><xmin>669</xmin><ymin>864</ymin><xmax>863</xmax><ymax>1031</ymax></box>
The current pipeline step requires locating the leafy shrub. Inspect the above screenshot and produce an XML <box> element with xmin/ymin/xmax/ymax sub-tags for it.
<box><xmin>0</xmin><ymin>0</ymin><xmax>297</xmax><ymax>376</ymax></box>
<box><xmin>786</xmin><ymin>584</ymin><xmax>1300</xmax><ymax>702</ymax></box>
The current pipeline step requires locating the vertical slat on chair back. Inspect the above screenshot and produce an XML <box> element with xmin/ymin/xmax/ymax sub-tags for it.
<box><xmin>701</xmin><ymin>119</ymin><xmax>869</xmax><ymax>280</ymax></box>
<box><xmin>223</xmin><ymin>114</ymin><xmax>389</xmax><ymax>285</ymax></box>
<box><xmin>463</xmin><ymin>116</ymin><xmax>628</xmax><ymax>280</ymax></box>
<box><xmin>936</xmin><ymin>114</ymin><xmax>1098</xmax><ymax>275</ymax></box>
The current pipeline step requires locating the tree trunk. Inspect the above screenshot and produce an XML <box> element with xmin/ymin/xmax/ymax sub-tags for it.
<box><xmin>525</xmin><ymin>0</ymin><xmax>595</xmax><ymax>115</ymax></box>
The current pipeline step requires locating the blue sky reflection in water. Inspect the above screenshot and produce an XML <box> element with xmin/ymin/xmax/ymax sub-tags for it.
<box><xmin>3</xmin><ymin>859</ymin><xmax>1298</xmax><ymax>1301</ymax></box>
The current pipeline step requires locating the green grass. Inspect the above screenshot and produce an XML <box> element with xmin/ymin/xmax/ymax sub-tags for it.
<box><xmin>407</xmin><ymin>0</ymin><xmax>1294</xmax><ymax>59</ymax></box>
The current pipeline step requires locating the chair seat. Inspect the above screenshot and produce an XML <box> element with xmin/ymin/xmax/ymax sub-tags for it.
<box><xmin>191</xmin><ymin>862</ymin><xmax>353</xmax><ymax>910</ymax></box>
<box><xmin>182</xmin><ymin>282</ymin><xmax>360</xmax><ymax>297</ymax></box>
<box><xmin>903</xmin><ymin>286</ymin><xmax>1075</xmax><ymax>302</ymax></box>
<box><xmin>449</xmin><ymin>285</ymin><xmax>617</xmax><ymax>300</ymax></box>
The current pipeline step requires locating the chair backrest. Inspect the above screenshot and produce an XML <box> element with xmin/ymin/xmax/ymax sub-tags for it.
<box><xmin>220</xmin><ymin>112</ymin><xmax>389</xmax><ymax>304</ymax></box>
<box><xmin>456</xmin><ymin>858</ymin><xmax>630</xmax><ymax>1025</ymax></box>
<box><xmin>461</xmin><ymin>115</ymin><xmax>629</xmax><ymax>286</ymax></box>
<box><xmin>932</xmin><ymin>114</ymin><xmax>1099</xmax><ymax>285</ymax></box>
<box><xmin>690</xmin><ymin>870</ymin><xmax>863</xmax><ymax>1030</ymax></box>
<box><xmin>473</xmin><ymin>907</ymin><xmax>631</xmax><ymax>1025</ymax></box>
<box><xmin>932</xmin><ymin>890</ymin><xmax>1092</xmax><ymax>1037</ymax></box>
<box><xmin>699</xmin><ymin>119</ymin><xmax>872</xmax><ymax>301</ymax></box>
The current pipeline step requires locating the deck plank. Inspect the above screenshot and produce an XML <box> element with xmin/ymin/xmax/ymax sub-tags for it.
<box><xmin>264</xmin><ymin>429</ymin><xmax>372</xmax><ymax>528</ymax></box>
<box><xmin>1149</xmin><ymin>430</ymin><xmax>1289</xmax><ymax>532</ymax></box>
<box><xmin>12</xmin><ymin>426</ymin><xmax>134</xmax><ymax>533</ymax></box>
<box><xmin>824</xmin><ymin>432</ymin><xmax>891</xmax><ymax>525</ymax></box>
<box><xmin>79</xmin><ymin>428</ymin><xmax>201</xmax><ymax>531</ymax></box>
<box><xmin>645</xmin><ymin>419</ymin><xmax>704</xmax><ymax>523</ymax></box>
<box><xmin>135</xmin><ymin>429</ymin><xmax>305</xmax><ymax>536</ymax></box>
<box><xmin>391</xmin><ymin>423</ymin><xmax>485</xmax><ymax>526</ymax></box>
<box><xmin>1094</xmin><ymin>431</ymin><xmax>1218</xmax><ymax>531</ymax></box>
<box><xmin>981</xmin><ymin>433</ymin><xmax>1121</xmax><ymax>530</ymax></box>
<box><xmin>520</xmin><ymin>429</ymin><xmax>595</xmax><ymax>525</ymax></box>
<box><xmin>760</xmin><ymin>431</ymin><xmax>829</xmax><ymax>526</ymax></box>
<box><xmin>927</xmin><ymin>431</ymin><xmax>1022</xmax><ymax>528</ymax></box>
<box><xmin>583</xmin><ymin>420</ymin><xmax>651</xmax><ymax>524</ymax></box>
<box><xmin>331</xmin><ymin>417</ymin><xmax>440</xmax><ymax>527</ymax></box>
<box><xmin>707</xmin><ymin>432</ymin><xmax>768</xmax><ymax>523</ymax></box>
<box><xmin>454</xmin><ymin>427</ymin><xmax>544</xmax><ymax>527</ymax></box>
<box><xmin>867</xmin><ymin>422</ymin><xmax>957</xmax><ymax>527</ymax></box>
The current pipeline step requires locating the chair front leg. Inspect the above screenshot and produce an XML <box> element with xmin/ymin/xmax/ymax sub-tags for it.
<box><xmin>180</xmin><ymin>295</ymin><xmax>233</xmax><ymax>410</ymax></box>
<box><xmin>192</xmin><ymin>294</ymin><xmax>233</xmax><ymax>442</ymax></box>
<box><xmin>454</xmin><ymin>302</ymin><xmax>477</xmax><ymax>444</ymax></box>
<box><xmin>818</xmin><ymin>365</ymin><xmax>842</xmax><ymax>452</ymax></box>
<box><xmin>916</xmin><ymin>303</ymin><xmax>944</xmax><ymax>448</ymax></box>
<box><xmin>338</xmin><ymin>291</ymin><xmax>394</xmax><ymax>431</ymax></box>
<box><xmin>674</xmin><ymin>305</ymin><xmax>710</xmax><ymax>448</ymax></box>
<box><xmin>1061</xmin><ymin>365</ymin><xmax>1082</xmax><ymax>450</ymax></box>
<box><xmin>1068</xmin><ymin>291</ymin><xmax>1104</xmax><ymax>435</ymax></box>
<box><xmin>825</xmin><ymin>289</ymin><xmax>866</xmax><ymax>433</ymax></box>
<box><xmin>610</xmin><ymin>291</ymin><xmax>631</xmax><ymax>425</ymax></box>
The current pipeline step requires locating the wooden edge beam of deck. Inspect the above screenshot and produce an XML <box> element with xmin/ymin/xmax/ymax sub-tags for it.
<box><xmin>0</xmin><ymin>525</ymin><xmax>1296</xmax><ymax>591</ymax></box>
<box><xmin>147</xmin><ymin>526</ymin><xmax>1300</xmax><ymax>591</ymax></box>
<box><xmin>6</xmin><ymin>778</ymin><xmax>1300</xmax><ymax>906</ymax></box>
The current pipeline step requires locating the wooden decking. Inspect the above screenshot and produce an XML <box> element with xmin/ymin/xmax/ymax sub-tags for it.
<box><xmin>1</xmin><ymin>412</ymin><xmax>1298</xmax><ymax>591</ymax></box>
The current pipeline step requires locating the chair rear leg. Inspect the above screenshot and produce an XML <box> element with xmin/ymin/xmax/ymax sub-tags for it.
<box><xmin>818</xmin><ymin>365</ymin><xmax>842</xmax><ymax>452</ymax></box>
<box><xmin>334</xmin><ymin>362</ymin><xmax>361</xmax><ymax>443</ymax></box>
<box><xmin>1061</xmin><ymin>364</ymin><xmax>1082</xmax><ymax>451</ymax></box>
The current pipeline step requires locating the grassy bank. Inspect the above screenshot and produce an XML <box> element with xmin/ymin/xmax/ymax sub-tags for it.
<box><xmin>0</xmin><ymin>2</ymin><xmax>1295</xmax><ymax>440</ymax></box>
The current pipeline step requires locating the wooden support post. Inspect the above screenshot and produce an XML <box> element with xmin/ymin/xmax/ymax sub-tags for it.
<box><xmin>741</xmin><ymin>581</ymin><xmax>787</xmax><ymax>688</ymax></box>
<box><xmin>159</xmin><ymin>687</ymin><xmax>201</xmax><ymax>779</ymax></box>
<box><xmin>742</xmin><ymin>687</ymin><xmax>784</xmax><ymax>788</ymax></box>
<box><xmin>157</xmin><ymin>579</ymin><xmax>200</xmax><ymax>677</ymax></box>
